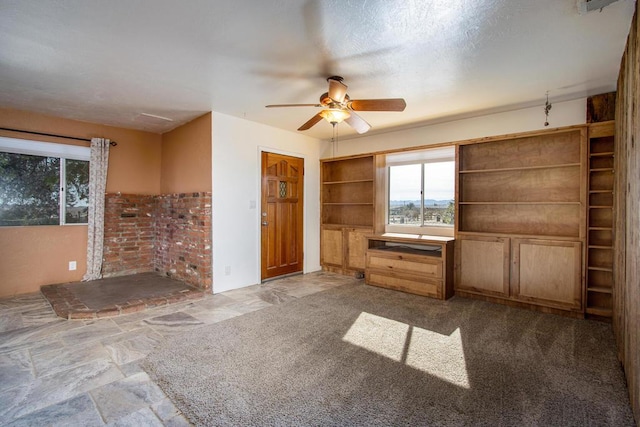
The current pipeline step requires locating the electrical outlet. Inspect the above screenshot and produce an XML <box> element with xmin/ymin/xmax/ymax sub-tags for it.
<box><xmin>69</xmin><ymin>261</ymin><xmax>77</xmax><ymax>271</ymax></box>
<box><xmin>225</xmin><ymin>266</ymin><xmax>231</xmax><ymax>276</ymax></box>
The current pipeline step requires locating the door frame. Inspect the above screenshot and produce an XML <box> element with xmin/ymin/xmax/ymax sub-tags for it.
<box><xmin>257</xmin><ymin>146</ymin><xmax>307</xmax><ymax>283</ymax></box>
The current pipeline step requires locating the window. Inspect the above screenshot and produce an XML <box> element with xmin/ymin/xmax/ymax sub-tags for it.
<box><xmin>386</xmin><ymin>146</ymin><xmax>455</xmax><ymax>236</ymax></box>
<box><xmin>0</xmin><ymin>137</ymin><xmax>90</xmax><ymax>226</ymax></box>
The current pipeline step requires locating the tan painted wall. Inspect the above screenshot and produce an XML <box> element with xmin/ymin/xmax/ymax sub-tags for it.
<box><xmin>161</xmin><ymin>112</ymin><xmax>212</xmax><ymax>193</ymax></box>
<box><xmin>0</xmin><ymin>108</ymin><xmax>162</xmax><ymax>194</ymax></box>
<box><xmin>0</xmin><ymin>108</ymin><xmax>162</xmax><ymax>296</ymax></box>
<box><xmin>0</xmin><ymin>226</ymin><xmax>88</xmax><ymax>296</ymax></box>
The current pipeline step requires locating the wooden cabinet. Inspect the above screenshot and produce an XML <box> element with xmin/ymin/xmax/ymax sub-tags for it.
<box><xmin>320</xmin><ymin>227</ymin><xmax>344</xmax><ymax>268</ymax></box>
<box><xmin>455</xmin><ymin>127</ymin><xmax>587</xmax><ymax>315</ymax></box>
<box><xmin>585</xmin><ymin>121</ymin><xmax>615</xmax><ymax>318</ymax></box>
<box><xmin>365</xmin><ymin>234</ymin><xmax>454</xmax><ymax>300</ymax></box>
<box><xmin>455</xmin><ymin>236</ymin><xmax>510</xmax><ymax>297</ymax></box>
<box><xmin>320</xmin><ymin>155</ymin><xmax>384</xmax><ymax>275</ymax></box>
<box><xmin>511</xmin><ymin>239</ymin><xmax>582</xmax><ymax>310</ymax></box>
<box><xmin>456</xmin><ymin>236</ymin><xmax>582</xmax><ymax>311</ymax></box>
<box><xmin>321</xmin><ymin>226</ymin><xmax>372</xmax><ymax>273</ymax></box>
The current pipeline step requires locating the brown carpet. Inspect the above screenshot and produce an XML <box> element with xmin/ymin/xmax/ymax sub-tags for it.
<box><xmin>143</xmin><ymin>282</ymin><xmax>635</xmax><ymax>426</ymax></box>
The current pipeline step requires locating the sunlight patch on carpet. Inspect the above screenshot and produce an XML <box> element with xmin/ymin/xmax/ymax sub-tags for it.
<box><xmin>343</xmin><ymin>311</ymin><xmax>470</xmax><ymax>389</ymax></box>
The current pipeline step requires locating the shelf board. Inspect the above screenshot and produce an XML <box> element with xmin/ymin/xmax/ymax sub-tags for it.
<box><xmin>323</xmin><ymin>202</ymin><xmax>374</xmax><ymax>206</ymax></box>
<box><xmin>588</xmin><ymin>205</ymin><xmax>613</xmax><ymax>209</ymax></box>
<box><xmin>456</xmin><ymin>231</ymin><xmax>580</xmax><ymax>241</ymax></box>
<box><xmin>588</xmin><ymin>226</ymin><xmax>613</xmax><ymax>231</ymax></box>
<box><xmin>588</xmin><ymin>266</ymin><xmax>613</xmax><ymax>272</ymax></box>
<box><xmin>586</xmin><ymin>307</ymin><xmax>613</xmax><ymax>317</ymax></box>
<box><xmin>589</xmin><ymin>152</ymin><xmax>614</xmax><ymax>157</ymax></box>
<box><xmin>588</xmin><ymin>245</ymin><xmax>613</xmax><ymax>250</ymax></box>
<box><xmin>589</xmin><ymin>190</ymin><xmax>614</xmax><ymax>194</ymax></box>
<box><xmin>587</xmin><ymin>286</ymin><xmax>613</xmax><ymax>294</ymax></box>
<box><xmin>322</xmin><ymin>179</ymin><xmax>374</xmax><ymax>185</ymax></box>
<box><xmin>459</xmin><ymin>163</ymin><xmax>580</xmax><ymax>174</ymax></box>
<box><xmin>590</xmin><ymin>168</ymin><xmax>614</xmax><ymax>172</ymax></box>
<box><xmin>459</xmin><ymin>201</ymin><xmax>580</xmax><ymax>205</ymax></box>
<box><xmin>322</xmin><ymin>223</ymin><xmax>373</xmax><ymax>228</ymax></box>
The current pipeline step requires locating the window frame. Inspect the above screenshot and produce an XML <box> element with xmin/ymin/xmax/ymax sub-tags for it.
<box><xmin>385</xmin><ymin>146</ymin><xmax>455</xmax><ymax>237</ymax></box>
<box><xmin>0</xmin><ymin>136</ymin><xmax>90</xmax><ymax>226</ymax></box>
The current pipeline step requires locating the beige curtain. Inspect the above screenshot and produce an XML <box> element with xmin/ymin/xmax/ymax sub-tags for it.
<box><xmin>82</xmin><ymin>138</ymin><xmax>110</xmax><ymax>281</ymax></box>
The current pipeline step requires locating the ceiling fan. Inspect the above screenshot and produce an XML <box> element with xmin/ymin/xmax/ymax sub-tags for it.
<box><xmin>266</xmin><ymin>76</ymin><xmax>406</xmax><ymax>134</ymax></box>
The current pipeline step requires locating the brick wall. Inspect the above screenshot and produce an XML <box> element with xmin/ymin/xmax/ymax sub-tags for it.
<box><xmin>103</xmin><ymin>194</ymin><xmax>155</xmax><ymax>276</ymax></box>
<box><xmin>102</xmin><ymin>192</ymin><xmax>212</xmax><ymax>290</ymax></box>
<box><xmin>155</xmin><ymin>193</ymin><xmax>212</xmax><ymax>290</ymax></box>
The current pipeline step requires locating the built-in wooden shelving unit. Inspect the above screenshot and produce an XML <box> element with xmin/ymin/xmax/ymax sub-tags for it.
<box><xmin>455</xmin><ymin>127</ymin><xmax>587</xmax><ymax>315</ymax></box>
<box><xmin>585</xmin><ymin>121</ymin><xmax>615</xmax><ymax>319</ymax></box>
<box><xmin>320</xmin><ymin>154</ymin><xmax>385</xmax><ymax>275</ymax></box>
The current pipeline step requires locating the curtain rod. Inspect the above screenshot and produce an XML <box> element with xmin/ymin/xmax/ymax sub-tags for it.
<box><xmin>0</xmin><ymin>127</ymin><xmax>117</xmax><ymax>146</ymax></box>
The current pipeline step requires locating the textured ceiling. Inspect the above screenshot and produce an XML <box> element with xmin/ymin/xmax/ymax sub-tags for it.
<box><xmin>0</xmin><ymin>0</ymin><xmax>635</xmax><ymax>140</ymax></box>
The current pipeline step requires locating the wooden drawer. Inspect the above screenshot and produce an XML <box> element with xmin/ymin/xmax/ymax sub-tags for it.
<box><xmin>367</xmin><ymin>271</ymin><xmax>442</xmax><ymax>299</ymax></box>
<box><xmin>366</xmin><ymin>250</ymin><xmax>442</xmax><ymax>279</ymax></box>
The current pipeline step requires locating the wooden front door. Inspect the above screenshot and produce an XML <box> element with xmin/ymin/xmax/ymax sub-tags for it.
<box><xmin>261</xmin><ymin>152</ymin><xmax>304</xmax><ymax>280</ymax></box>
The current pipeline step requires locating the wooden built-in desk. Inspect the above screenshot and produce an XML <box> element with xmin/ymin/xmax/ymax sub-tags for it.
<box><xmin>365</xmin><ymin>234</ymin><xmax>455</xmax><ymax>300</ymax></box>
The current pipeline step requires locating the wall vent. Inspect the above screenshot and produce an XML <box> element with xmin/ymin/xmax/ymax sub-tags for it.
<box><xmin>577</xmin><ymin>0</ymin><xmax>621</xmax><ymax>14</ymax></box>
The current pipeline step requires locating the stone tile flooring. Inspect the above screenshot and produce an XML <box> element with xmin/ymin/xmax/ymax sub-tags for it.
<box><xmin>0</xmin><ymin>271</ymin><xmax>357</xmax><ymax>426</ymax></box>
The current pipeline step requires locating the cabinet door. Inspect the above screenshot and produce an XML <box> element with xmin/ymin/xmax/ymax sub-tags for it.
<box><xmin>321</xmin><ymin>227</ymin><xmax>344</xmax><ymax>268</ymax></box>
<box><xmin>345</xmin><ymin>228</ymin><xmax>372</xmax><ymax>271</ymax></box>
<box><xmin>511</xmin><ymin>239</ymin><xmax>582</xmax><ymax>310</ymax></box>
<box><xmin>455</xmin><ymin>236</ymin><xmax>510</xmax><ymax>296</ymax></box>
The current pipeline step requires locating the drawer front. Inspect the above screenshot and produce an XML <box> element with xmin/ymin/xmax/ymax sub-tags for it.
<box><xmin>367</xmin><ymin>272</ymin><xmax>441</xmax><ymax>298</ymax></box>
<box><xmin>367</xmin><ymin>251</ymin><xmax>442</xmax><ymax>278</ymax></box>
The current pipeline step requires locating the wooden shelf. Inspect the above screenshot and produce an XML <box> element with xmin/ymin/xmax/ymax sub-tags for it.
<box><xmin>323</xmin><ymin>179</ymin><xmax>374</xmax><ymax>185</ymax></box>
<box><xmin>590</xmin><ymin>168</ymin><xmax>614</xmax><ymax>172</ymax></box>
<box><xmin>459</xmin><ymin>163</ymin><xmax>580</xmax><ymax>174</ymax></box>
<box><xmin>323</xmin><ymin>203</ymin><xmax>374</xmax><ymax>206</ymax></box>
<box><xmin>589</xmin><ymin>190</ymin><xmax>613</xmax><ymax>193</ymax></box>
<box><xmin>588</xmin><ymin>266</ymin><xmax>613</xmax><ymax>272</ymax></box>
<box><xmin>322</xmin><ymin>223</ymin><xmax>371</xmax><ymax>230</ymax></box>
<box><xmin>588</xmin><ymin>286</ymin><xmax>613</xmax><ymax>294</ymax></box>
<box><xmin>589</xmin><ymin>245</ymin><xmax>614</xmax><ymax>249</ymax></box>
<box><xmin>586</xmin><ymin>307</ymin><xmax>613</xmax><ymax>317</ymax></box>
<box><xmin>589</xmin><ymin>152</ymin><xmax>614</xmax><ymax>157</ymax></box>
<box><xmin>459</xmin><ymin>201</ymin><xmax>580</xmax><ymax>205</ymax></box>
<box><xmin>588</xmin><ymin>226</ymin><xmax>613</xmax><ymax>231</ymax></box>
<box><xmin>456</xmin><ymin>231</ymin><xmax>582</xmax><ymax>241</ymax></box>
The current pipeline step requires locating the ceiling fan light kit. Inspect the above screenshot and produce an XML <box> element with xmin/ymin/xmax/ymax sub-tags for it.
<box><xmin>319</xmin><ymin>108</ymin><xmax>351</xmax><ymax>125</ymax></box>
<box><xmin>266</xmin><ymin>76</ymin><xmax>406</xmax><ymax>135</ymax></box>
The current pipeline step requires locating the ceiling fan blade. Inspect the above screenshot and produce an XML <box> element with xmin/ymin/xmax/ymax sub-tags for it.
<box><xmin>298</xmin><ymin>113</ymin><xmax>324</xmax><ymax>131</ymax></box>
<box><xmin>345</xmin><ymin>112</ymin><xmax>371</xmax><ymax>134</ymax></box>
<box><xmin>266</xmin><ymin>104</ymin><xmax>321</xmax><ymax>108</ymax></box>
<box><xmin>328</xmin><ymin>78</ymin><xmax>348</xmax><ymax>103</ymax></box>
<box><xmin>348</xmin><ymin>98</ymin><xmax>406</xmax><ymax>112</ymax></box>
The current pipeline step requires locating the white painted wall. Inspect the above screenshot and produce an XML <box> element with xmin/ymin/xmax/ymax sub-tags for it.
<box><xmin>322</xmin><ymin>98</ymin><xmax>587</xmax><ymax>158</ymax></box>
<box><xmin>211</xmin><ymin>98</ymin><xmax>587</xmax><ymax>292</ymax></box>
<box><xmin>212</xmin><ymin>113</ymin><xmax>325</xmax><ymax>293</ymax></box>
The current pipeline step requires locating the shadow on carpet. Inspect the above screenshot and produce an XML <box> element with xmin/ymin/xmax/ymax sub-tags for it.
<box><xmin>142</xmin><ymin>282</ymin><xmax>634</xmax><ymax>426</ymax></box>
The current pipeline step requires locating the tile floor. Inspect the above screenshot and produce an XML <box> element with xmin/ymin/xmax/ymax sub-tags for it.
<box><xmin>0</xmin><ymin>271</ymin><xmax>358</xmax><ymax>426</ymax></box>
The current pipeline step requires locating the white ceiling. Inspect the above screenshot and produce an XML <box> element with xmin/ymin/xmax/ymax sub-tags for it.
<box><xmin>0</xmin><ymin>0</ymin><xmax>635</xmax><ymax>140</ymax></box>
